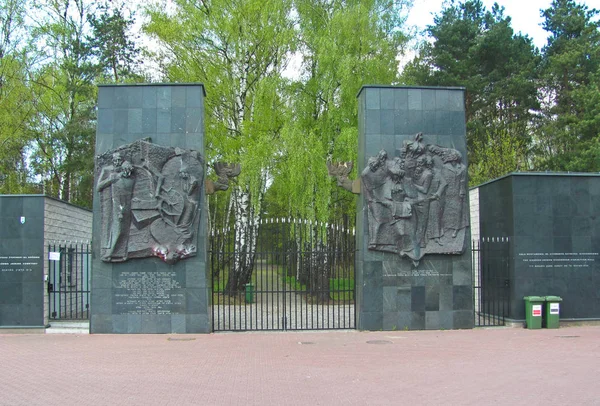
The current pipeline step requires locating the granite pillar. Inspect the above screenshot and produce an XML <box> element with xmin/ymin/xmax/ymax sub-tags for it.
<box><xmin>356</xmin><ymin>86</ymin><xmax>473</xmax><ymax>330</ymax></box>
<box><xmin>91</xmin><ymin>84</ymin><xmax>210</xmax><ymax>334</ymax></box>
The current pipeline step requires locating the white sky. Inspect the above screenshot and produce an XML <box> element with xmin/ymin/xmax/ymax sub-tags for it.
<box><xmin>406</xmin><ymin>0</ymin><xmax>599</xmax><ymax>49</ymax></box>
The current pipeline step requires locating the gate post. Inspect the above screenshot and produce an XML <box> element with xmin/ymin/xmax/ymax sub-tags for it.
<box><xmin>355</xmin><ymin>86</ymin><xmax>473</xmax><ymax>331</ymax></box>
<box><xmin>90</xmin><ymin>84</ymin><xmax>210</xmax><ymax>334</ymax></box>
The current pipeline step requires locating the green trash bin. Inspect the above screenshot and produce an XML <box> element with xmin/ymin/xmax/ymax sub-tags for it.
<box><xmin>245</xmin><ymin>283</ymin><xmax>254</xmax><ymax>304</ymax></box>
<box><xmin>544</xmin><ymin>296</ymin><xmax>562</xmax><ymax>329</ymax></box>
<box><xmin>523</xmin><ymin>296</ymin><xmax>544</xmax><ymax>329</ymax></box>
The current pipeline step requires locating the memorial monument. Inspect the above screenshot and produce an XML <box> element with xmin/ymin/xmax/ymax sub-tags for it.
<box><xmin>90</xmin><ymin>84</ymin><xmax>211</xmax><ymax>334</ymax></box>
<box><xmin>336</xmin><ymin>86</ymin><xmax>473</xmax><ymax>330</ymax></box>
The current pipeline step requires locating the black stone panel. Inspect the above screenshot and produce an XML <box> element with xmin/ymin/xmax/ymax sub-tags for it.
<box><xmin>453</xmin><ymin>310</ymin><xmax>474</xmax><ymax>329</ymax></box>
<box><xmin>91</xmin><ymin>84</ymin><xmax>210</xmax><ymax>334</ymax></box>
<box><xmin>425</xmin><ymin>285</ymin><xmax>440</xmax><ymax>311</ymax></box>
<box><xmin>128</xmin><ymin>109</ymin><xmax>142</xmax><ymax>134</ymax></box>
<box><xmin>356</xmin><ymin>86</ymin><xmax>471</xmax><ymax>331</ymax></box>
<box><xmin>411</xmin><ymin>286</ymin><xmax>425</xmax><ymax>311</ymax></box>
<box><xmin>478</xmin><ymin>174</ymin><xmax>600</xmax><ymax>321</ymax></box>
<box><xmin>0</xmin><ymin>196</ymin><xmax>45</xmax><ymax>327</ymax></box>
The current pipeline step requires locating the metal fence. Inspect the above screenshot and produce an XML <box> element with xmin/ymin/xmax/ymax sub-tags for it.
<box><xmin>48</xmin><ymin>242</ymin><xmax>91</xmax><ymax>320</ymax></box>
<box><xmin>211</xmin><ymin>218</ymin><xmax>356</xmax><ymax>331</ymax></box>
<box><xmin>472</xmin><ymin>238</ymin><xmax>510</xmax><ymax>327</ymax></box>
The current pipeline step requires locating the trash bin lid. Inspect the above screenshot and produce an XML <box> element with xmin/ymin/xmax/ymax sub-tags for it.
<box><xmin>523</xmin><ymin>296</ymin><xmax>545</xmax><ymax>302</ymax></box>
<box><xmin>544</xmin><ymin>296</ymin><xmax>562</xmax><ymax>302</ymax></box>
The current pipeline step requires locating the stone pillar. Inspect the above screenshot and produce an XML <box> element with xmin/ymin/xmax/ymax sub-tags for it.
<box><xmin>91</xmin><ymin>84</ymin><xmax>210</xmax><ymax>333</ymax></box>
<box><xmin>356</xmin><ymin>86</ymin><xmax>473</xmax><ymax>330</ymax></box>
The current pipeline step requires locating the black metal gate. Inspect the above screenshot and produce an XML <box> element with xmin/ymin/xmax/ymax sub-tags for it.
<box><xmin>211</xmin><ymin>218</ymin><xmax>355</xmax><ymax>331</ymax></box>
<box><xmin>48</xmin><ymin>242</ymin><xmax>91</xmax><ymax>320</ymax></box>
<box><xmin>472</xmin><ymin>237</ymin><xmax>510</xmax><ymax>327</ymax></box>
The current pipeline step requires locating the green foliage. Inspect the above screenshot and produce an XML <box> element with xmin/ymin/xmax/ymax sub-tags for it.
<box><xmin>329</xmin><ymin>277</ymin><xmax>354</xmax><ymax>301</ymax></box>
<box><xmin>285</xmin><ymin>275</ymin><xmax>307</xmax><ymax>291</ymax></box>
<box><xmin>0</xmin><ymin>0</ymin><xmax>37</xmax><ymax>193</ymax></box>
<box><xmin>88</xmin><ymin>2</ymin><xmax>142</xmax><ymax>82</ymax></box>
<box><xmin>0</xmin><ymin>53</ymin><xmax>35</xmax><ymax>193</ymax></box>
<box><xmin>533</xmin><ymin>0</ymin><xmax>600</xmax><ymax>171</ymax></box>
<box><xmin>25</xmin><ymin>0</ymin><xmax>99</xmax><ymax>206</ymax></box>
<box><xmin>402</xmin><ymin>0</ymin><xmax>539</xmax><ymax>185</ymax></box>
<box><xmin>269</xmin><ymin>0</ymin><xmax>410</xmax><ymax>222</ymax></box>
<box><xmin>145</xmin><ymin>0</ymin><xmax>295</xmax><ymax>214</ymax></box>
<box><xmin>2</xmin><ymin>0</ymin><xmax>598</xmax><ymax>214</ymax></box>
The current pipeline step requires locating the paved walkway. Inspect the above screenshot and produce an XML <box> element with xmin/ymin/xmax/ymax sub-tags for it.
<box><xmin>2</xmin><ymin>326</ymin><xmax>599</xmax><ymax>405</ymax></box>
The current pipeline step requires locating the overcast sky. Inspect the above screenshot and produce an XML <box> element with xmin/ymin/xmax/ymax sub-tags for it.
<box><xmin>406</xmin><ymin>0</ymin><xmax>599</xmax><ymax>49</ymax></box>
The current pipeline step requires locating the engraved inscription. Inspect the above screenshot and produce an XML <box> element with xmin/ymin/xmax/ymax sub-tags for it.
<box><xmin>0</xmin><ymin>255</ymin><xmax>41</xmax><ymax>272</ymax></box>
<box><xmin>384</xmin><ymin>268</ymin><xmax>449</xmax><ymax>277</ymax></box>
<box><xmin>114</xmin><ymin>271</ymin><xmax>185</xmax><ymax>314</ymax></box>
<box><xmin>518</xmin><ymin>252</ymin><xmax>598</xmax><ymax>269</ymax></box>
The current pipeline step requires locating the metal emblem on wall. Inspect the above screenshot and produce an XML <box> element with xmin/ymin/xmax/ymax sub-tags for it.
<box><xmin>361</xmin><ymin>133</ymin><xmax>468</xmax><ymax>266</ymax></box>
<box><xmin>95</xmin><ymin>139</ymin><xmax>204</xmax><ymax>264</ymax></box>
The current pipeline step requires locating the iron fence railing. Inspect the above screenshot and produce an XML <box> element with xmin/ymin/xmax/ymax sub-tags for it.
<box><xmin>472</xmin><ymin>237</ymin><xmax>510</xmax><ymax>327</ymax></box>
<box><xmin>48</xmin><ymin>242</ymin><xmax>91</xmax><ymax>320</ymax></box>
<box><xmin>210</xmin><ymin>218</ymin><xmax>356</xmax><ymax>331</ymax></box>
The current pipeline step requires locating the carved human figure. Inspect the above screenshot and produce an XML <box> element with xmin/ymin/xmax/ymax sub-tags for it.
<box><xmin>361</xmin><ymin>149</ymin><xmax>392</xmax><ymax>248</ymax></box>
<box><xmin>388</xmin><ymin>158</ymin><xmax>416</xmax><ymax>256</ymax></box>
<box><xmin>177</xmin><ymin>163</ymin><xmax>200</xmax><ymax>233</ymax></box>
<box><xmin>440</xmin><ymin>149</ymin><xmax>468</xmax><ymax>238</ymax></box>
<box><xmin>402</xmin><ymin>132</ymin><xmax>426</xmax><ymax>178</ymax></box>
<box><xmin>96</xmin><ymin>158</ymin><xmax>136</xmax><ymax>261</ymax></box>
<box><xmin>413</xmin><ymin>156</ymin><xmax>433</xmax><ymax>248</ymax></box>
<box><xmin>426</xmin><ymin>158</ymin><xmax>446</xmax><ymax>246</ymax></box>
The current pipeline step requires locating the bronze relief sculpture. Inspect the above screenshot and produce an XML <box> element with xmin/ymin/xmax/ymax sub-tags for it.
<box><xmin>328</xmin><ymin>133</ymin><xmax>469</xmax><ymax>266</ymax></box>
<box><xmin>96</xmin><ymin>139</ymin><xmax>205</xmax><ymax>264</ymax></box>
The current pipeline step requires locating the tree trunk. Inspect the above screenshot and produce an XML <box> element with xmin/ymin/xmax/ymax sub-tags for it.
<box><xmin>226</xmin><ymin>186</ymin><xmax>260</xmax><ymax>294</ymax></box>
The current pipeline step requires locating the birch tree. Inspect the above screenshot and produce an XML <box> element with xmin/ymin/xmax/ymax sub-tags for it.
<box><xmin>145</xmin><ymin>0</ymin><xmax>295</xmax><ymax>292</ymax></box>
<box><xmin>269</xmin><ymin>0</ymin><xmax>411</xmax><ymax>223</ymax></box>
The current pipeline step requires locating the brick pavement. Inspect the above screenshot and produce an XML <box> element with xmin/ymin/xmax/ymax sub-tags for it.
<box><xmin>1</xmin><ymin>327</ymin><xmax>599</xmax><ymax>405</ymax></box>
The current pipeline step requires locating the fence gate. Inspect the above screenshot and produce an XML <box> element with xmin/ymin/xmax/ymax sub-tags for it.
<box><xmin>48</xmin><ymin>242</ymin><xmax>91</xmax><ymax>320</ymax></box>
<box><xmin>472</xmin><ymin>237</ymin><xmax>510</xmax><ymax>327</ymax></box>
<box><xmin>211</xmin><ymin>218</ymin><xmax>355</xmax><ymax>331</ymax></box>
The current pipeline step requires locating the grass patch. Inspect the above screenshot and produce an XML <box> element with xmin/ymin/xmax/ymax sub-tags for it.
<box><xmin>284</xmin><ymin>275</ymin><xmax>307</xmax><ymax>291</ymax></box>
<box><xmin>329</xmin><ymin>278</ymin><xmax>354</xmax><ymax>301</ymax></box>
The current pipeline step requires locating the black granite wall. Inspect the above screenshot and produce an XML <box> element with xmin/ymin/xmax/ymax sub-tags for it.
<box><xmin>478</xmin><ymin>173</ymin><xmax>600</xmax><ymax>321</ymax></box>
<box><xmin>91</xmin><ymin>84</ymin><xmax>210</xmax><ymax>333</ymax></box>
<box><xmin>356</xmin><ymin>86</ymin><xmax>473</xmax><ymax>330</ymax></box>
<box><xmin>0</xmin><ymin>196</ymin><xmax>45</xmax><ymax>327</ymax></box>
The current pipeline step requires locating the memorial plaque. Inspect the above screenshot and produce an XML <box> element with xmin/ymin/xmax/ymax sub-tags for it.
<box><xmin>113</xmin><ymin>270</ymin><xmax>186</xmax><ymax>314</ymax></box>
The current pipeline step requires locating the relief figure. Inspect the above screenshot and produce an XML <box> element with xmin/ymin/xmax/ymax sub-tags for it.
<box><xmin>358</xmin><ymin>134</ymin><xmax>469</xmax><ymax>265</ymax></box>
<box><xmin>426</xmin><ymin>160</ymin><xmax>446</xmax><ymax>246</ymax></box>
<box><xmin>361</xmin><ymin>150</ymin><xmax>393</xmax><ymax>248</ymax></box>
<box><xmin>95</xmin><ymin>139</ymin><xmax>205</xmax><ymax>264</ymax></box>
<box><xmin>96</xmin><ymin>157</ymin><xmax>135</xmax><ymax>261</ymax></box>
<box><xmin>413</xmin><ymin>156</ymin><xmax>433</xmax><ymax>249</ymax></box>
<box><xmin>440</xmin><ymin>149</ymin><xmax>468</xmax><ymax>238</ymax></box>
<box><xmin>389</xmin><ymin>159</ymin><xmax>417</xmax><ymax>258</ymax></box>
